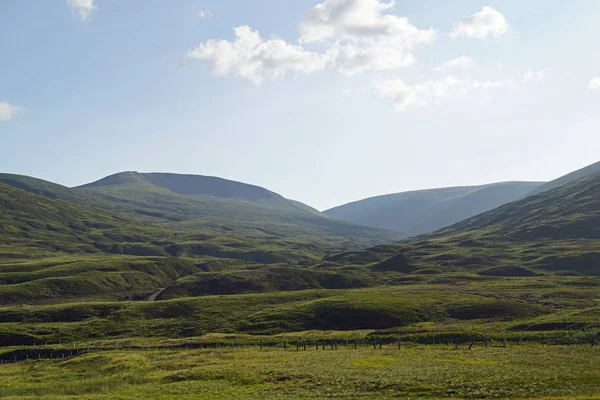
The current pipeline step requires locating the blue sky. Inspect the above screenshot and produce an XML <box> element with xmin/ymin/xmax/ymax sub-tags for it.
<box><xmin>1</xmin><ymin>0</ymin><xmax>599</xmax><ymax>210</ymax></box>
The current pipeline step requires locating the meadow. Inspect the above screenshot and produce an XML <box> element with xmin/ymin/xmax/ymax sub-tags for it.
<box><xmin>2</xmin><ymin>345</ymin><xmax>600</xmax><ymax>399</ymax></box>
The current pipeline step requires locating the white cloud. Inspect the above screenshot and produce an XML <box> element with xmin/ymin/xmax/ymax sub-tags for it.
<box><xmin>472</xmin><ymin>79</ymin><xmax>516</xmax><ymax>91</ymax></box>
<box><xmin>435</xmin><ymin>55</ymin><xmax>474</xmax><ymax>71</ymax></box>
<box><xmin>449</xmin><ymin>7</ymin><xmax>509</xmax><ymax>39</ymax></box>
<box><xmin>374</xmin><ymin>76</ymin><xmax>466</xmax><ymax>111</ymax></box>
<box><xmin>300</xmin><ymin>0</ymin><xmax>436</xmax><ymax>45</ymax></box>
<box><xmin>198</xmin><ymin>9</ymin><xmax>213</xmax><ymax>19</ymax></box>
<box><xmin>188</xmin><ymin>0</ymin><xmax>436</xmax><ymax>81</ymax></box>
<box><xmin>375</xmin><ymin>68</ymin><xmax>546</xmax><ymax>111</ymax></box>
<box><xmin>520</xmin><ymin>68</ymin><xmax>548</xmax><ymax>84</ymax></box>
<box><xmin>186</xmin><ymin>26</ymin><xmax>328</xmax><ymax>85</ymax></box>
<box><xmin>67</xmin><ymin>0</ymin><xmax>95</xmax><ymax>22</ymax></box>
<box><xmin>589</xmin><ymin>77</ymin><xmax>600</xmax><ymax>90</ymax></box>
<box><xmin>299</xmin><ymin>0</ymin><xmax>436</xmax><ymax>74</ymax></box>
<box><xmin>328</xmin><ymin>42</ymin><xmax>416</xmax><ymax>76</ymax></box>
<box><xmin>0</xmin><ymin>101</ymin><xmax>19</xmax><ymax>122</ymax></box>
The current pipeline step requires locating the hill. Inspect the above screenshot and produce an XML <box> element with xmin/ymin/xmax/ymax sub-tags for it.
<box><xmin>527</xmin><ymin>160</ymin><xmax>600</xmax><ymax>197</ymax></box>
<box><xmin>0</xmin><ymin>173</ymin><xmax>406</xmax><ymax>305</ymax></box>
<box><xmin>0</xmin><ymin>181</ymin><xmax>160</xmax><ymax>258</ymax></box>
<box><xmin>1</xmin><ymin>173</ymin><xmax>403</xmax><ymax>250</ymax></box>
<box><xmin>326</xmin><ymin>172</ymin><xmax>600</xmax><ymax>276</ymax></box>
<box><xmin>77</xmin><ymin>172</ymin><xmax>314</xmax><ymax>212</ymax></box>
<box><xmin>435</xmin><ymin>171</ymin><xmax>600</xmax><ymax>240</ymax></box>
<box><xmin>324</xmin><ymin>182</ymin><xmax>544</xmax><ymax>236</ymax></box>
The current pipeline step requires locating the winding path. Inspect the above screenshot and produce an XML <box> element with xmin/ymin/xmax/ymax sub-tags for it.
<box><xmin>147</xmin><ymin>288</ymin><xmax>166</xmax><ymax>301</ymax></box>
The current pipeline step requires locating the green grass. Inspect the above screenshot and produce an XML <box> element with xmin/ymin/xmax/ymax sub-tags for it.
<box><xmin>1</xmin><ymin>277</ymin><xmax>598</xmax><ymax>345</ymax></box>
<box><xmin>2</xmin><ymin>345</ymin><xmax>600</xmax><ymax>399</ymax></box>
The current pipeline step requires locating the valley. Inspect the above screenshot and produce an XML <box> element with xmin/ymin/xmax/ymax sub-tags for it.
<box><xmin>1</xmin><ymin>164</ymin><xmax>599</xmax><ymax>399</ymax></box>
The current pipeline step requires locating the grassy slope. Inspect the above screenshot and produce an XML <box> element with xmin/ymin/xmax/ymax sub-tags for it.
<box><xmin>75</xmin><ymin>172</ymin><xmax>404</xmax><ymax>243</ymax></box>
<box><xmin>1</xmin><ymin>173</ymin><xmax>404</xmax><ymax>249</ymax></box>
<box><xmin>1</xmin><ymin>276</ymin><xmax>598</xmax><ymax>345</ymax></box>
<box><xmin>328</xmin><ymin>172</ymin><xmax>600</xmax><ymax>277</ymax></box>
<box><xmin>2</xmin><ymin>346</ymin><xmax>600</xmax><ymax>399</ymax></box>
<box><xmin>324</xmin><ymin>181</ymin><xmax>543</xmax><ymax>235</ymax></box>
<box><xmin>0</xmin><ymin>173</ymin><xmax>406</xmax><ymax>305</ymax></box>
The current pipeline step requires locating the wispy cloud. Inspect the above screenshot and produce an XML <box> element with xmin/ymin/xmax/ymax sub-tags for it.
<box><xmin>374</xmin><ymin>76</ymin><xmax>467</xmax><ymax>111</ymax></box>
<box><xmin>449</xmin><ymin>7</ymin><xmax>510</xmax><ymax>39</ymax></box>
<box><xmin>589</xmin><ymin>77</ymin><xmax>600</xmax><ymax>90</ymax></box>
<box><xmin>375</xmin><ymin>69</ymin><xmax>547</xmax><ymax>111</ymax></box>
<box><xmin>435</xmin><ymin>55</ymin><xmax>474</xmax><ymax>71</ymax></box>
<box><xmin>67</xmin><ymin>0</ymin><xmax>95</xmax><ymax>22</ymax></box>
<box><xmin>198</xmin><ymin>9</ymin><xmax>213</xmax><ymax>19</ymax></box>
<box><xmin>0</xmin><ymin>101</ymin><xmax>19</xmax><ymax>122</ymax></box>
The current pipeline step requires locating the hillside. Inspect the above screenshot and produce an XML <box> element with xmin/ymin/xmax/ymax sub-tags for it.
<box><xmin>73</xmin><ymin>172</ymin><xmax>402</xmax><ymax>243</ymax></box>
<box><xmin>1</xmin><ymin>173</ymin><xmax>403</xmax><ymax>249</ymax></box>
<box><xmin>527</xmin><ymin>160</ymin><xmax>600</xmax><ymax>196</ymax></box>
<box><xmin>0</xmin><ymin>173</ymin><xmax>405</xmax><ymax>305</ymax></box>
<box><xmin>326</xmin><ymin>172</ymin><xmax>600</xmax><ymax>277</ymax></box>
<box><xmin>78</xmin><ymin>172</ymin><xmax>313</xmax><ymax>212</ymax></box>
<box><xmin>324</xmin><ymin>182</ymin><xmax>544</xmax><ymax>235</ymax></box>
<box><xmin>0</xmin><ymin>181</ymin><xmax>161</xmax><ymax>258</ymax></box>
<box><xmin>435</xmin><ymin>171</ymin><xmax>600</xmax><ymax>240</ymax></box>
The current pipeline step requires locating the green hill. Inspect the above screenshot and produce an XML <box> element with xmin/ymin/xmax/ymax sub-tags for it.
<box><xmin>0</xmin><ymin>181</ymin><xmax>163</xmax><ymax>258</ymax></box>
<box><xmin>77</xmin><ymin>171</ymin><xmax>312</xmax><ymax>212</ymax></box>
<box><xmin>324</xmin><ymin>182</ymin><xmax>544</xmax><ymax>235</ymax></box>
<box><xmin>0</xmin><ymin>173</ymin><xmax>405</xmax><ymax>305</ymax></box>
<box><xmin>1</xmin><ymin>173</ymin><xmax>404</xmax><ymax>249</ymax></box>
<box><xmin>435</xmin><ymin>172</ymin><xmax>600</xmax><ymax>240</ymax></box>
<box><xmin>327</xmin><ymin>172</ymin><xmax>600</xmax><ymax>276</ymax></box>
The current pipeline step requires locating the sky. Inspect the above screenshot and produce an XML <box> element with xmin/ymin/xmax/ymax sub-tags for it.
<box><xmin>1</xmin><ymin>0</ymin><xmax>599</xmax><ymax>211</ymax></box>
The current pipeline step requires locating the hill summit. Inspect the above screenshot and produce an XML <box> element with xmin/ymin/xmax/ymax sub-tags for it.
<box><xmin>77</xmin><ymin>172</ymin><xmax>309</xmax><ymax>212</ymax></box>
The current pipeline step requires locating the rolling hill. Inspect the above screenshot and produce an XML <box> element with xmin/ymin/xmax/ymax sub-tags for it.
<box><xmin>0</xmin><ymin>172</ymin><xmax>408</xmax><ymax>305</ymax></box>
<box><xmin>77</xmin><ymin>172</ymin><xmax>315</xmax><ymax>212</ymax></box>
<box><xmin>327</xmin><ymin>171</ymin><xmax>600</xmax><ymax>277</ymax></box>
<box><xmin>324</xmin><ymin>182</ymin><xmax>544</xmax><ymax>236</ymax></box>
<box><xmin>0</xmin><ymin>172</ymin><xmax>403</xmax><ymax>249</ymax></box>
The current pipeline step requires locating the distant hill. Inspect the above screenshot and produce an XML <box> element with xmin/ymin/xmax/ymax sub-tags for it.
<box><xmin>77</xmin><ymin>172</ymin><xmax>313</xmax><ymax>212</ymax></box>
<box><xmin>527</xmin><ymin>160</ymin><xmax>600</xmax><ymax>197</ymax></box>
<box><xmin>327</xmin><ymin>172</ymin><xmax>600</xmax><ymax>276</ymax></box>
<box><xmin>0</xmin><ymin>173</ymin><xmax>404</xmax><ymax>256</ymax></box>
<box><xmin>324</xmin><ymin>182</ymin><xmax>544</xmax><ymax>236</ymax></box>
<box><xmin>436</xmin><ymin>171</ymin><xmax>600</xmax><ymax>241</ymax></box>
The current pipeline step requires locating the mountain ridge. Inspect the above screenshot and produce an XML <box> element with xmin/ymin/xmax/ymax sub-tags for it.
<box><xmin>527</xmin><ymin>160</ymin><xmax>600</xmax><ymax>197</ymax></box>
<box><xmin>324</xmin><ymin>181</ymin><xmax>545</xmax><ymax>235</ymax></box>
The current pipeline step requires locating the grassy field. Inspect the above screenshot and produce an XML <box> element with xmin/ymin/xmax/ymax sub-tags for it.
<box><xmin>1</xmin><ymin>276</ymin><xmax>598</xmax><ymax>346</ymax></box>
<box><xmin>2</xmin><ymin>345</ymin><xmax>600</xmax><ymax>399</ymax></box>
